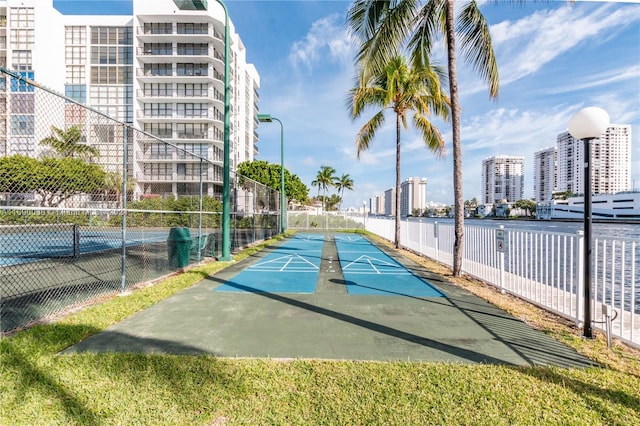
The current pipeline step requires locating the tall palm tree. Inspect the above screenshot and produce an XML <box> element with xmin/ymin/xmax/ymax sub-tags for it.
<box><xmin>334</xmin><ymin>173</ymin><xmax>354</xmax><ymax>211</ymax></box>
<box><xmin>40</xmin><ymin>125</ymin><xmax>99</xmax><ymax>159</ymax></box>
<box><xmin>348</xmin><ymin>55</ymin><xmax>449</xmax><ymax>248</ymax></box>
<box><xmin>314</xmin><ymin>166</ymin><xmax>337</xmax><ymax>213</ymax></box>
<box><xmin>348</xmin><ymin>0</ymin><xmax>499</xmax><ymax>275</ymax></box>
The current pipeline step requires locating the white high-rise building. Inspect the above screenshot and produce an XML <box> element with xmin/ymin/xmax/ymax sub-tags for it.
<box><xmin>557</xmin><ymin>125</ymin><xmax>632</xmax><ymax>196</ymax></box>
<box><xmin>0</xmin><ymin>0</ymin><xmax>260</xmax><ymax>199</ymax></box>
<box><xmin>481</xmin><ymin>155</ymin><xmax>524</xmax><ymax>204</ymax></box>
<box><xmin>384</xmin><ymin>188</ymin><xmax>395</xmax><ymax>216</ymax></box>
<box><xmin>533</xmin><ymin>147</ymin><xmax>557</xmax><ymax>202</ymax></box>
<box><xmin>400</xmin><ymin>176</ymin><xmax>427</xmax><ymax>217</ymax></box>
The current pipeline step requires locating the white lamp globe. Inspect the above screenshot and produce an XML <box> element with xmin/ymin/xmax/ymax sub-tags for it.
<box><xmin>568</xmin><ymin>107</ymin><xmax>610</xmax><ymax>140</ymax></box>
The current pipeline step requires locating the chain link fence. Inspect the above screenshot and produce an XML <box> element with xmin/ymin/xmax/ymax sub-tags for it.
<box><xmin>0</xmin><ymin>69</ymin><xmax>280</xmax><ymax>335</ymax></box>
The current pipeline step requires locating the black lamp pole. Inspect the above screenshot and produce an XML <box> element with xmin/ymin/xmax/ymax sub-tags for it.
<box><xmin>582</xmin><ymin>136</ymin><xmax>595</xmax><ymax>339</ymax></box>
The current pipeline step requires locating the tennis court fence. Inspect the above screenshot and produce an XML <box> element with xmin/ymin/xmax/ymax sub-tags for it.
<box><xmin>0</xmin><ymin>68</ymin><xmax>281</xmax><ymax>335</ymax></box>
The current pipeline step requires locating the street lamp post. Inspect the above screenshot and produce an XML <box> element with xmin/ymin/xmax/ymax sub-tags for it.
<box><xmin>256</xmin><ymin>113</ymin><xmax>286</xmax><ymax>233</ymax></box>
<box><xmin>568</xmin><ymin>106</ymin><xmax>610</xmax><ymax>339</ymax></box>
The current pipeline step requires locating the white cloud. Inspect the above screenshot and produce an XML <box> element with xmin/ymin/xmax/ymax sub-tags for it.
<box><xmin>490</xmin><ymin>3</ymin><xmax>640</xmax><ymax>85</ymax></box>
<box><xmin>288</xmin><ymin>14</ymin><xmax>355</xmax><ymax>71</ymax></box>
<box><xmin>540</xmin><ymin>65</ymin><xmax>640</xmax><ymax>95</ymax></box>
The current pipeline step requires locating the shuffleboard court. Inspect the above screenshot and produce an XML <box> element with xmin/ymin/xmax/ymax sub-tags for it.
<box><xmin>215</xmin><ymin>234</ymin><xmax>324</xmax><ymax>293</ymax></box>
<box><xmin>335</xmin><ymin>234</ymin><xmax>445</xmax><ymax>297</ymax></box>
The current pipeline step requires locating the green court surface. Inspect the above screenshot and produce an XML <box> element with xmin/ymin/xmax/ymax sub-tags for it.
<box><xmin>63</xmin><ymin>233</ymin><xmax>596</xmax><ymax>367</ymax></box>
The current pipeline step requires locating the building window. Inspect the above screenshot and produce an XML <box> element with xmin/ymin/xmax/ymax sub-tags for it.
<box><xmin>9</xmin><ymin>29</ymin><xmax>34</xmax><ymax>49</ymax></box>
<box><xmin>65</xmin><ymin>85</ymin><xmax>87</xmax><ymax>103</ymax></box>
<box><xmin>177</xmin><ymin>43</ymin><xmax>208</xmax><ymax>55</ymax></box>
<box><xmin>143</xmin><ymin>23</ymin><xmax>172</xmax><ymax>35</ymax></box>
<box><xmin>177</xmin><ymin>83</ymin><xmax>208</xmax><ymax>97</ymax></box>
<box><xmin>176</xmin><ymin>123</ymin><xmax>208</xmax><ymax>139</ymax></box>
<box><xmin>143</xmin><ymin>43</ymin><xmax>172</xmax><ymax>55</ymax></box>
<box><xmin>91</xmin><ymin>27</ymin><xmax>132</xmax><ymax>45</ymax></box>
<box><xmin>10</xmin><ymin>7</ymin><xmax>34</xmax><ymax>28</ymax></box>
<box><xmin>66</xmin><ymin>65</ymin><xmax>85</xmax><ymax>84</ymax></box>
<box><xmin>177</xmin><ymin>23</ymin><xmax>208</xmax><ymax>35</ymax></box>
<box><xmin>65</xmin><ymin>26</ymin><xmax>86</xmax><ymax>45</ymax></box>
<box><xmin>11</xmin><ymin>50</ymin><xmax>32</xmax><ymax>70</ymax></box>
<box><xmin>11</xmin><ymin>115</ymin><xmax>34</xmax><ymax>135</ymax></box>
<box><xmin>65</xmin><ymin>46</ymin><xmax>86</xmax><ymax>65</ymax></box>
<box><xmin>144</xmin><ymin>63</ymin><xmax>172</xmax><ymax>76</ymax></box>
<box><xmin>10</xmin><ymin>71</ymin><xmax>34</xmax><ymax>92</ymax></box>
<box><xmin>177</xmin><ymin>103</ymin><xmax>208</xmax><ymax>117</ymax></box>
<box><xmin>176</xmin><ymin>63</ymin><xmax>208</xmax><ymax>76</ymax></box>
<box><xmin>144</xmin><ymin>123</ymin><xmax>173</xmax><ymax>139</ymax></box>
<box><xmin>143</xmin><ymin>83</ymin><xmax>172</xmax><ymax>97</ymax></box>
<box><xmin>144</xmin><ymin>103</ymin><xmax>172</xmax><ymax>117</ymax></box>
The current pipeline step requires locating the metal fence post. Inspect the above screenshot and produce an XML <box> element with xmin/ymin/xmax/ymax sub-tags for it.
<box><xmin>434</xmin><ymin>221</ymin><xmax>439</xmax><ymax>262</ymax></box>
<box><xmin>197</xmin><ymin>158</ymin><xmax>204</xmax><ymax>262</ymax></box>
<box><xmin>576</xmin><ymin>230</ymin><xmax>585</xmax><ymax>327</ymax></box>
<box><xmin>120</xmin><ymin>124</ymin><xmax>128</xmax><ymax>294</ymax></box>
<box><xmin>499</xmin><ymin>225</ymin><xmax>505</xmax><ymax>293</ymax></box>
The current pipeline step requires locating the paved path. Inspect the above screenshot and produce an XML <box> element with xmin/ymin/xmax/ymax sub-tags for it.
<box><xmin>64</xmin><ymin>233</ymin><xmax>595</xmax><ymax>367</ymax></box>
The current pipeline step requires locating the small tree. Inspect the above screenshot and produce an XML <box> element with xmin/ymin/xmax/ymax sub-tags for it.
<box><xmin>40</xmin><ymin>125</ymin><xmax>99</xmax><ymax>159</ymax></box>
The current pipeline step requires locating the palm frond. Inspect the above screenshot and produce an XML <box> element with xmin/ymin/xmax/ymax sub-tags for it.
<box><xmin>352</xmin><ymin>0</ymin><xmax>421</xmax><ymax>79</ymax></box>
<box><xmin>457</xmin><ymin>1</ymin><xmax>499</xmax><ymax>99</ymax></box>
<box><xmin>355</xmin><ymin>110</ymin><xmax>386</xmax><ymax>158</ymax></box>
<box><xmin>413</xmin><ymin>112</ymin><xmax>446</xmax><ymax>157</ymax></box>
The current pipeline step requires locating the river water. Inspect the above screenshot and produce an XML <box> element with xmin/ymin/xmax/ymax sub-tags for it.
<box><xmin>410</xmin><ymin>217</ymin><xmax>640</xmax><ymax>240</ymax></box>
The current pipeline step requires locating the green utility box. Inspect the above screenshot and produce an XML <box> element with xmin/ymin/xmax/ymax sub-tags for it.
<box><xmin>167</xmin><ymin>227</ymin><xmax>191</xmax><ymax>269</ymax></box>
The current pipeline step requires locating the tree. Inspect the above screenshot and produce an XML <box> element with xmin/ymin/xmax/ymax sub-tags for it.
<box><xmin>326</xmin><ymin>194</ymin><xmax>342</xmax><ymax>211</ymax></box>
<box><xmin>0</xmin><ymin>155</ymin><xmax>105</xmax><ymax>207</ymax></box>
<box><xmin>237</xmin><ymin>160</ymin><xmax>309</xmax><ymax>203</ymax></box>
<box><xmin>334</xmin><ymin>173</ymin><xmax>354</xmax><ymax>211</ymax></box>
<box><xmin>514</xmin><ymin>199</ymin><xmax>536</xmax><ymax>217</ymax></box>
<box><xmin>314</xmin><ymin>166</ymin><xmax>337</xmax><ymax>213</ymax></box>
<box><xmin>39</xmin><ymin>125</ymin><xmax>99</xmax><ymax>159</ymax></box>
<box><xmin>348</xmin><ymin>55</ymin><xmax>449</xmax><ymax>248</ymax></box>
<box><xmin>348</xmin><ymin>0</ymin><xmax>499</xmax><ymax>275</ymax></box>
<box><xmin>103</xmin><ymin>171</ymin><xmax>137</xmax><ymax>209</ymax></box>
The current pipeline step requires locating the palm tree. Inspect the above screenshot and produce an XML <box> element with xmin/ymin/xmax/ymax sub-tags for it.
<box><xmin>314</xmin><ymin>166</ymin><xmax>337</xmax><ymax>213</ymax></box>
<box><xmin>334</xmin><ymin>173</ymin><xmax>354</xmax><ymax>211</ymax></box>
<box><xmin>40</xmin><ymin>125</ymin><xmax>99</xmax><ymax>159</ymax></box>
<box><xmin>348</xmin><ymin>0</ymin><xmax>499</xmax><ymax>275</ymax></box>
<box><xmin>348</xmin><ymin>55</ymin><xmax>449</xmax><ymax>248</ymax></box>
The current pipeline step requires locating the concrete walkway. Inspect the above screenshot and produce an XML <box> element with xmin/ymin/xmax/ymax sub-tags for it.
<box><xmin>64</xmin><ymin>233</ymin><xmax>595</xmax><ymax>367</ymax></box>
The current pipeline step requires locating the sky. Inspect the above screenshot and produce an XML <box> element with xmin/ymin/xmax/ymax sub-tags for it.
<box><xmin>54</xmin><ymin>0</ymin><xmax>640</xmax><ymax>210</ymax></box>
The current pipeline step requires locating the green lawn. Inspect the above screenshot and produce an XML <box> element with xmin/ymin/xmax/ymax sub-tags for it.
<box><xmin>2</xmin><ymin>234</ymin><xmax>639</xmax><ymax>425</ymax></box>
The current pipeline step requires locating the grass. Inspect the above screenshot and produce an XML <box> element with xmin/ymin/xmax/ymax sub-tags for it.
<box><xmin>1</xmin><ymin>231</ymin><xmax>639</xmax><ymax>425</ymax></box>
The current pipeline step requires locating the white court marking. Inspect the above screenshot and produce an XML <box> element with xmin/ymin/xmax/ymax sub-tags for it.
<box><xmin>334</xmin><ymin>235</ymin><xmax>366</xmax><ymax>242</ymax></box>
<box><xmin>342</xmin><ymin>255</ymin><xmax>411</xmax><ymax>275</ymax></box>
<box><xmin>247</xmin><ymin>254</ymin><xmax>319</xmax><ymax>272</ymax></box>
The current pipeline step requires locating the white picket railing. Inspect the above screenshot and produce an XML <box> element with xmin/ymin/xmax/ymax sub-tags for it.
<box><xmin>366</xmin><ymin>217</ymin><xmax>640</xmax><ymax>348</ymax></box>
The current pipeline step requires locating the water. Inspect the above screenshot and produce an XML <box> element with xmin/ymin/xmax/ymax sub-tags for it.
<box><xmin>410</xmin><ymin>217</ymin><xmax>640</xmax><ymax>240</ymax></box>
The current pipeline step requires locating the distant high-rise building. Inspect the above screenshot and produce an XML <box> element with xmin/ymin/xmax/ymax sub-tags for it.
<box><xmin>557</xmin><ymin>125</ymin><xmax>632</xmax><ymax>195</ymax></box>
<box><xmin>400</xmin><ymin>177</ymin><xmax>427</xmax><ymax>216</ymax></box>
<box><xmin>481</xmin><ymin>155</ymin><xmax>524</xmax><ymax>204</ymax></box>
<box><xmin>533</xmin><ymin>147</ymin><xmax>557</xmax><ymax>202</ymax></box>
<box><xmin>384</xmin><ymin>188</ymin><xmax>395</xmax><ymax>216</ymax></box>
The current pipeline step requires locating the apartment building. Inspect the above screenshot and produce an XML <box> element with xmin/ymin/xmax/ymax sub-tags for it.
<box><xmin>0</xmin><ymin>0</ymin><xmax>260</xmax><ymax>199</ymax></box>
<box><xmin>400</xmin><ymin>176</ymin><xmax>426</xmax><ymax>217</ymax></box>
<box><xmin>481</xmin><ymin>155</ymin><xmax>524</xmax><ymax>204</ymax></box>
<box><xmin>556</xmin><ymin>125</ymin><xmax>632</xmax><ymax>196</ymax></box>
<box><xmin>533</xmin><ymin>147</ymin><xmax>557</xmax><ymax>202</ymax></box>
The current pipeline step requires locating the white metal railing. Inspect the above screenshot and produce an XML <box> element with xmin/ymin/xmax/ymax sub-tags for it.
<box><xmin>366</xmin><ymin>216</ymin><xmax>640</xmax><ymax>348</ymax></box>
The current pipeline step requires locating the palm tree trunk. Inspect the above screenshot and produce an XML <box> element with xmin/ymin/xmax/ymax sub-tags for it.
<box><xmin>395</xmin><ymin>113</ymin><xmax>401</xmax><ymax>249</ymax></box>
<box><xmin>446</xmin><ymin>0</ymin><xmax>464</xmax><ymax>276</ymax></box>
